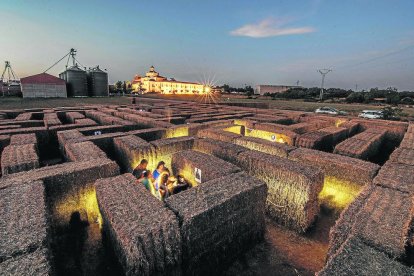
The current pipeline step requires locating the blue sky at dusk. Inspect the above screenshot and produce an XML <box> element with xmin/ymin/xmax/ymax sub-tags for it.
<box><xmin>1</xmin><ymin>0</ymin><xmax>414</xmax><ymax>90</ymax></box>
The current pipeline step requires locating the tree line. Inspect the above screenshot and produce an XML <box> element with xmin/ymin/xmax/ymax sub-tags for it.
<box><xmin>264</xmin><ymin>87</ymin><xmax>414</xmax><ymax>105</ymax></box>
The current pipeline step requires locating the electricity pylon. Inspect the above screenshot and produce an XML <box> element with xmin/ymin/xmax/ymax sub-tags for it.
<box><xmin>317</xmin><ymin>69</ymin><xmax>332</xmax><ymax>101</ymax></box>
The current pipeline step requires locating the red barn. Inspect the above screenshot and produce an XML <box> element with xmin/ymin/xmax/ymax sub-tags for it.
<box><xmin>20</xmin><ymin>73</ymin><xmax>67</xmax><ymax>98</ymax></box>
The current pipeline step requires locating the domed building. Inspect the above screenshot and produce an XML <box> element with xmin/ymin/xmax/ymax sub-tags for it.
<box><xmin>131</xmin><ymin>66</ymin><xmax>209</xmax><ymax>94</ymax></box>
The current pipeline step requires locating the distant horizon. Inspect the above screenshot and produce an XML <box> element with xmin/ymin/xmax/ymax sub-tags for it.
<box><xmin>1</xmin><ymin>0</ymin><xmax>414</xmax><ymax>90</ymax></box>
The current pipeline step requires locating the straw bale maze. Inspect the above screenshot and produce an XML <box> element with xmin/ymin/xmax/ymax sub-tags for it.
<box><xmin>0</xmin><ymin>98</ymin><xmax>414</xmax><ymax>275</ymax></box>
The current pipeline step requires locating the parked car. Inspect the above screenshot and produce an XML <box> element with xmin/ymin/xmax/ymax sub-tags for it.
<box><xmin>358</xmin><ymin>110</ymin><xmax>384</xmax><ymax>119</ymax></box>
<box><xmin>315</xmin><ymin>107</ymin><xmax>347</xmax><ymax>115</ymax></box>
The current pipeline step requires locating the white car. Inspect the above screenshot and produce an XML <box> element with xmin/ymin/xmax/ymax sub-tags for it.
<box><xmin>315</xmin><ymin>107</ymin><xmax>346</xmax><ymax>115</ymax></box>
<box><xmin>358</xmin><ymin>110</ymin><xmax>383</xmax><ymax>119</ymax></box>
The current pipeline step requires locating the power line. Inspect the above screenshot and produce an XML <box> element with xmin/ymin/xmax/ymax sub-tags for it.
<box><xmin>337</xmin><ymin>45</ymin><xmax>414</xmax><ymax>70</ymax></box>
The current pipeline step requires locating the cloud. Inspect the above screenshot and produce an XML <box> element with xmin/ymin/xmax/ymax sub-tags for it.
<box><xmin>230</xmin><ymin>18</ymin><xmax>315</xmax><ymax>38</ymax></box>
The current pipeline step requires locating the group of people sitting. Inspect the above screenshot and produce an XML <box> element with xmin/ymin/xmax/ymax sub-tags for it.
<box><xmin>132</xmin><ymin>159</ymin><xmax>190</xmax><ymax>200</ymax></box>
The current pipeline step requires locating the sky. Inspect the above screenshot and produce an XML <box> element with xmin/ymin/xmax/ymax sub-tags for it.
<box><xmin>1</xmin><ymin>0</ymin><xmax>414</xmax><ymax>90</ymax></box>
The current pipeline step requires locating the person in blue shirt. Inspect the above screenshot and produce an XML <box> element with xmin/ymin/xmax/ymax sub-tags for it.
<box><xmin>152</xmin><ymin>161</ymin><xmax>165</xmax><ymax>180</ymax></box>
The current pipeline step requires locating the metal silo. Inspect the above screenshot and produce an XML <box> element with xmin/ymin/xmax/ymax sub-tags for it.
<box><xmin>87</xmin><ymin>66</ymin><xmax>108</xmax><ymax>97</ymax></box>
<box><xmin>59</xmin><ymin>64</ymin><xmax>88</xmax><ymax>97</ymax></box>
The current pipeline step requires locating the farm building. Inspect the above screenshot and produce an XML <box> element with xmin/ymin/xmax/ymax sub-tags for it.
<box><xmin>20</xmin><ymin>73</ymin><xmax>67</xmax><ymax>98</ymax></box>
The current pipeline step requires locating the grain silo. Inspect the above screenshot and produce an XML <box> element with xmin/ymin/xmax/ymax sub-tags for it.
<box><xmin>59</xmin><ymin>64</ymin><xmax>88</xmax><ymax>97</ymax></box>
<box><xmin>87</xmin><ymin>66</ymin><xmax>108</xmax><ymax>97</ymax></box>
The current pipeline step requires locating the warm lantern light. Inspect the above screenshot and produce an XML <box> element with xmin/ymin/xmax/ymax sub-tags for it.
<box><xmin>318</xmin><ymin>176</ymin><xmax>362</xmax><ymax>210</ymax></box>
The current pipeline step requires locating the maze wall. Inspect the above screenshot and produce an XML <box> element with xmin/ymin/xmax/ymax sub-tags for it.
<box><xmin>0</xmin><ymin>98</ymin><xmax>413</xmax><ymax>275</ymax></box>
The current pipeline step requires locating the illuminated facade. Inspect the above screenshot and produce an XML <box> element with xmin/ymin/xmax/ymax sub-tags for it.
<box><xmin>131</xmin><ymin>66</ymin><xmax>209</xmax><ymax>94</ymax></box>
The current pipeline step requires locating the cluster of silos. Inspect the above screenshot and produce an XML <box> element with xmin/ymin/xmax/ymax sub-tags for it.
<box><xmin>59</xmin><ymin>64</ymin><xmax>108</xmax><ymax>97</ymax></box>
<box><xmin>87</xmin><ymin>66</ymin><xmax>108</xmax><ymax>97</ymax></box>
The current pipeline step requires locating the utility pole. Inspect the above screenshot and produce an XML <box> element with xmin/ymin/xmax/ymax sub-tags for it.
<box><xmin>317</xmin><ymin>69</ymin><xmax>332</xmax><ymax>101</ymax></box>
<box><xmin>355</xmin><ymin>84</ymin><xmax>358</xmax><ymax>92</ymax></box>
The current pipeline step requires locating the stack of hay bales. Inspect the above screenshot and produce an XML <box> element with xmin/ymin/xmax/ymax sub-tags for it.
<box><xmin>74</xmin><ymin>118</ymin><xmax>97</xmax><ymax>126</ymax></box>
<box><xmin>150</xmin><ymin>136</ymin><xmax>195</xmax><ymax>169</ymax></box>
<box><xmin>294</xmin><ymin>130</ymin><xmax>333</xmax><ymax>150</ymax></box>
<box><xmin>193</xmin><ymin>137</ymin><xmax>248</xmax><ymax>163</ymax></box>
<box><xmin>334</xmin><ymin>129</ymin><xmax>387</xmax><ymax>160</ymax></box>
<box><xmin>340</xmin><ymin>120</ymin><xmax>360</xmax><ymax>136</ymax></box>
<box><xmin>0</xmin><ymin>248</ymin><xmax>51</xmax><ymax>276</ymax></box>
<box><xmin>318</xmin><ymin>236</ymin><xmax>414</xmax><ymax>276</ymax></box>
<box><xmin>319</xmin><ymin>126</ymin><xmax>348</xmax><ymax>146</ymax></box>
<box><xmin>399</xmin><ymin>123</ymin><xmax>414</xmax><ymax>149</ymax></box>
<box><xmin>0</xmin><ymin>181</ymin><xmax>48</xmax><ymax>264</ymax></box>
<box><xmin>66</xmin><ymin>111</ymin><xmax>85</xmax><ymax>123</ymax></box>
<box><xmin>171</xmin><ymin>150</ymin><xmax>241</xmax><ymax>186</ymax></box>
<box><xmin>113</xmin><ymin>135</ymin><xmax>153</xmax><ymax>172</ymax></box>
<box><xmin>64</xmin><ymin>141</ymin><xmax>108</xmax><ymax>162</ymax></box>
<box><xmin>43</xmin><ymin>112</ymin><xmax>62</xmax><ymax>128</ymax></box>
<box><xmin>1</xmin><ymin>142</ymin><xmax>39</xmax><ymax>175</ymax></box>
<box><xmin>246</xmin><ymin>123</ymin><xmax>297</xmax><ymax>146</ymax></box>
<box><xmin>289</xmin><ymin>148</ymin><xmax>380</xmax><ymax>209</ymax></box>
<box><xmin>15</xmin><ymin>112</ymin><xmax>33</xmax><ymax>121</ymax></box>
<box><xmin>323</xmin><ymin>182</ymin><xmax>414</xmax><ymax>275</ymax></box>
<box><xmin>350</xmin><ymin>118</ymin><xmax>408</xmax><ymax>144</ymax></box>
<box><xmin>95</xmin><ymin>173</ymin><xmax>181</xmax><ymax>275</ymax></box>
<box><xmin>10</xmin><ymin>133</ymin><xmax>37</xmax><ymax>146</ymax></box>
<box><xmin>234</xmin><ymin>136</ymin><xmax>295</xmax><ymax>158</ymax></box>
<box><xmin>236</xmin><ymin>150</ymin><xmax>323</xmax><ymax>231</ymax></box>
<box><xmin>165</xmin><ymin>171</ymin><xmax>267</xmax><ymax>275</ymax></box>
<box><xmin>57</xmin><ymin>129</ymin><xmax>84</xmax><ymax>153</ymax></box>
<box><xmin>197</xmin><ymin>127</ymin><xmax>242</xmax><ymax>142</ymax></box>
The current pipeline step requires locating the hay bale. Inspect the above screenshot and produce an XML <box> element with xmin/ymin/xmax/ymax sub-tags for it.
<box><xmin>1</xmin><ymin>144</ymin><xmax>40</xmax><ymax>175</ymax></box>
<box><xmin>246</xmin><ymin>125</ymin><xmax>297</xmax><ymax>146</ymax></box>
<box><xmin>318</xmin><ymin>237</ymin><xmax>414</xmax><ymax>276</ymax></box>
<box><xmin>0</xmin><ymin>159</ymin><xmax>119</xmax><ymax>226</ymax></box>
<box><xmin>113</xmin><ymin>135</ymin><xmax>153</xmax><ymax>172</ymax></box>
<box><xmin>95</xmin><ymin>173</ymin><xmax>181</xmax><ymax>275</ymax></box>
<box><xmin>319</xmin><ymin>126</ymin><xmax>348</xmax><ymax>145</ymax></box>
<box><xmin>197</xmin><ymin>128</ymin><xmax>242</xmax><ymax>142</ymax></box>
<box><xmin>171</xmin><ymin>150</ymin><xmax>241</xmax><ymax>186</ymax></box>
<box><xmin>340</xmin><ymin>121</ymin><xmax>360</xmax><ymax>136</ymax></box>
<box><xmin>15</xmin><ymin>112</ymin><xmax>33</xmax><ymax>121</ymax></box>
<box><xmin>389</xmin><ymin>147</ymin><xmax>414</xmax><ymax>166</ymax></box>
<box><xmin>333</xmin><ymin>129</ymin><xmax>386</xmax><ymax>160</ymax></box>
<box><xmin>56</xmin><ymin>129</ymin><xmax>84</xmax><ymax>152</ymax></box>
<box><xmin>193</xmin><ymin>137</ymin><xmax>248</xmax><ymax>163</ymax></box>
<box><xmin>236</xmin><ymin>150</ymin><xmax>323</xmax><ymax>231</ymax></box>
<box><xmin>150</xmin><ymin>137</ymin><xmax>195</xmax><ymax>168</ymax></box>
<box><xmin>9</xmin><ymin>133</ymin><xmax>37</xmax><ymax>146</ymax></box>
<box><xmin>165</xmin><ymin>172</ymin><xmax>267</xmax><ymax>275</ymax></box>
<box><xmin>234</xmin><ymin>136</ymin><xmax>295</xmax><ymax>158</ymax></box>
<box><xmin>328</xmin><ymin>184</ymin><xmax>414</xmax><ymax>260</ymax></box>
<box><xmin>66</xmin><ymin>111</ymin><xmax>85</xmax><ymax>123</ymax></box>
<box><xmin>295</xmin><ymin>131</ymin><xmax>333</xmax><ymax>150</ymax></box>
<box><xmin>289</xmin><ymin>148</ymin><xmax>380</xmax><ymax>186</ymax></box>
<box><xmin>74</xmin><ymin>118</ymin><xmax>97</xmax><ymax>126</ymax></box>
<box><xmin>0</xmin><ymin>249</ymin><xmax>51</xmax><ymax>276</ymax></box>
<box><xmin>327</xmin><ymin>184</ymin><xmax>375</xmax><ymax>259</ymax></box>
<box><xmin>350</xmin><ymin>186</ymin><xmax>414</xmax><ymax>258</ymax></box>
<box><xmin>64</xmin><ymin>141</ymin><xmax>108</xmax><ymax>162</ymax></box>
<box><xmin>351</xmin><ymin>118</ymin><xmax>407</xmax><ymax>144</ymax></box>
<box><xmin>373</xmin><ymin>162</ymin><xmax>414</xmax><ymax>194</ymax></box>
<box><xmin>0</xmin><ymin>180</ymin><xmax>47</xmax><ymax>262</ymax></box>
